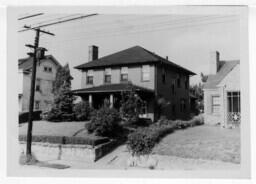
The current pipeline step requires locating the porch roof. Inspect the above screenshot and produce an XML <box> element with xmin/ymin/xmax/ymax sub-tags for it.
<box><xmin>72</xmin><ymin>83</ymin><xmax>154</xmax><ymax>95</ymax></box>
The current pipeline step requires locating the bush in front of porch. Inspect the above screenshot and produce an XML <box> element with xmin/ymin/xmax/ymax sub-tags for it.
<box><xmin>73</xmin><ymin>101</ymin><xmax>94</xmax><ymax>121</ymax></box>
<box><xmin>120</xmin><ymin>86</ymin><xmax>144</xmax><ymax>125</ymax></box>
<box><xmin>86</xmin><ymin>106</ymin><xmax>122</xmax><ymax>137</ymax></box>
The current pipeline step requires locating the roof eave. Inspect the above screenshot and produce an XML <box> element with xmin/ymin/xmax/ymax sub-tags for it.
<box><xmin>74</xmin><ymin>61</ymin><xmax>158</xmax><ymax>70</ymax></box>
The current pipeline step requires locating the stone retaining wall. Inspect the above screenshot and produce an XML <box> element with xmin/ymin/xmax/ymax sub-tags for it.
<box><xmin>20</xmin><ymin>139</ymin><xmax>118</xmax><ymax>162</ymax></box>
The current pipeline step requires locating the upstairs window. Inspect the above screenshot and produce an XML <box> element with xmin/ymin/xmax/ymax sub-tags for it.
<box><xmin>44</xmin><ymin>66</ymin><xmax>52</xmax><ymax>73</ymax></box>
<box><xmin>185</xmin><ymin>76</ymin><xmax>189</xmax><ymax>89</ymax></box>
<box><xmin>35</xmin><ymin>79</ymin><xmax>41</xmax><ymax>92</ymax></box>
<box><xmin>86</xmin><ymin>70</ymin><xmax>93</xmax><ymax>85</ymax></box>
<box><xmin>162</xmin><ymin>68</ymin><xmax>166</xmax><ymax>84</ymax></box>
<box><xmin>177</xmin><ymin>76</ymin><xmax>181</xmax><ymax>88</ymax></box>
<box><xmin>35</xmin><ymin>101</ymin><xmax>40</xmax><ymax>110</ymax></box>
<box><xmin>120</xmin><ymin>67</ymin><xmax>128</xmax><ymax>82</ymax></box>
<box><xmin>142</xmin><ymin>65</ymin><xmax>150</xmax><ymax>81</ymax></box>
<box><xmin>104</xmin><ymin>68</ymin><xmax>111</xmax><ymax>84</ymax></box>
<box><xmin>171</xmin><ymin>80</ymin><xmax>175</xmax><ymax>95</ymax></box>
<box><xmin>212</xmin><ymin>96</ymin><xmax>220</xmax><ymax>114</ymax></box>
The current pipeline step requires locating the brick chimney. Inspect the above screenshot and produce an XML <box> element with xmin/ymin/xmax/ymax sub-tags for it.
<box><xmin>88</xmin><ymin>45</ymin><xmax>98</xmax><ymax>62</ymax></box>
<box><xmin>209</xmin><ymin>51</ymin><xmax>220</xmax><ymax>75</ymax></box>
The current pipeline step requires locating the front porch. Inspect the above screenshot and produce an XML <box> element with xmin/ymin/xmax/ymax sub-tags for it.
<box><xmin>72</xmin><ymin>83</ymin><xmax>156</xmax><ymax>121</ymax></box>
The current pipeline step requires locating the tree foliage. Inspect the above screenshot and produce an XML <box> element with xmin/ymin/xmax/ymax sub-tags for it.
<box><xmin>46</xmin><ymin>64</ymin><xmax>75</xmax><ymax>122</ymax></box>
<box><xmin>86</xmin><ymin>106</ymin><xmax>121</xmax><ymax>137</ymax></box>
<box><xmin>120</xmin><ymin>84</ymin><xmax>144</xmax><ymax>124</ymax></box>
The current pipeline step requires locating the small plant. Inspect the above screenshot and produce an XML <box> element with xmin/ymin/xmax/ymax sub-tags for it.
<box><xmin>73</xmin><ymin>101</ymin><xmax>93</xmax><ymax>121</ymax></box>
<box><xmin>85</xmin><ymin>106</ymin><xmax>121</xmax><ymax>137</ymax></box>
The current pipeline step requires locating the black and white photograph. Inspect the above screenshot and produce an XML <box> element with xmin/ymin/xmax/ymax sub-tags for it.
<box><xmin>4</xmin><ymin>4</ymin><xmax>253</xmax><ymax>180</ymax></box>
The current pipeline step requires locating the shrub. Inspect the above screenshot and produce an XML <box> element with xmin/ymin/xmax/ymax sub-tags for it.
<box><xmin>19</xmin><ymin>135</ymin><xmax>109</xmax><ymax>146</ymax></box>
<box><xmin>120</xmin><ymin>86</ymin><xmax>144</xmax><ymax>124</ymax></box>
<box><xmin>127</xmin><ymin>124</ymin><xmax>175</xmax><ymax>156</ymax></box>
<box><xmin>192</xmin><ymin>114</ymin><xmax>204</xmax><ymax>125</ymax></box>
<box><xmin>73</xmin><ymin>101</ymin><xmax>93</xmax><ymax>121</ymax></box>
<box><xmin>19</xmin><ymin>111</ymin><xmax>42</xmax><ymax>124</ymax></box>
<box><xmin>85</xmin><ymin>107</ymin><xmax>121</xmax><ymax>137</ymax></box>
<box><xmin>44</xmin><ymin>108</ymin><xmax>75</xmax><ymax>122</ymax></box>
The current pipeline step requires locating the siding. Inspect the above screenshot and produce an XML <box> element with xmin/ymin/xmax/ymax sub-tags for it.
<box><xmin>21</xmin><ymin>59</ymin><xmax>58</xmax><ymax>112</ymax></box>
<box><xmin>81</xmin><ymin>65</ymin><xmax>155</xmax><ymax>90</ymax></box>
<box><xmin>155</xmin><ymin>65</ymin><xmax>190</xmax><ymax>120</ymax></box>
<box><xmin>204</xmin><ymin>88</ymin><xmax>222</xmax><ymax>125</ymax></box>
<box><xmin>204</xmin><ymin>65</ymin><xmax>240</xmax><ymax>126</ymax></box>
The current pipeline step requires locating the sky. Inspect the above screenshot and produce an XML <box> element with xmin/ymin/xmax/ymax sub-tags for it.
<box><xmin>18</xmin><ymin>14</ymin><xmax>240</xmax><ymax>90</ymax></box>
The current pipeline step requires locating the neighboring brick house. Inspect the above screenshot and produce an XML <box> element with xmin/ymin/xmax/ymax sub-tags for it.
<box><xmin>73</xmin><ymin>45</ymin><xmax>195</xmax><ymax>121</ymax></box>
<box><xmin>18</xmin><ymin>55</ymin><xmax>61</xmax><ymax>112</ymax></box>
<box><xmin>203</xmin><ymin>51</ymin><xmax>240</xmax><ymax>127</ymax></box>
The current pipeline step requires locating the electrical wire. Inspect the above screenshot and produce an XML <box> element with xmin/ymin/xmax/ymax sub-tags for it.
<box><xmin>40</xmin><ymin>16</ymin><xmax>239</xmax><ymax>44</ymax></box>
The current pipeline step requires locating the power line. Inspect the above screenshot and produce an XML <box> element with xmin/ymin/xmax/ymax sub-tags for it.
<box><xmin>43</xmin><ymin>16</ymin><xmax>238</xmax><ymax>44</ymax></box>
<box><xmin>18</xmin><ymin>13</ymin><xmax>44</xmax><ymax>20</ymax></box>
<box><xmin>29</xmin><ymin>15</ymin><xmax>171</xmax><ymax>31</ymax></box>
<box><xmin>29</xmin><ymin>14</ymin><xmax>83</xmax><ymax>27</ymax></box>
<box><xmin>56</xmin><ymin>15</ymin><xmax>234</xmax><ymax>38</ymax></box>
<box><xmin>18</xmin><ymin>13</ymin><xmax>98</xmax><ymax>32</ymax></box>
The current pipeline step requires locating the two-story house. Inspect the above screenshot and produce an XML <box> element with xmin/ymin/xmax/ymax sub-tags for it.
<box><xmin>73</xmin><ymin>45</ymin><xmax>195</xmax><ymax>121</ymax></box>
<box><xmin>18</xmin><ymin>55</ymin><xmax>61</xmax><ymax>112</ymax></box>
<box><xmin>203</xmin><ymin>51</ymin><xmax>240</xmax><ymax>127</ymax></box>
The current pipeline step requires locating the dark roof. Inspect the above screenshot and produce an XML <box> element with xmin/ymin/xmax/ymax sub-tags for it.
<box><xmin>72</xmin><ymin>83</ymin><xmax>154</xmax><ymax>95</ymax></box>
<box><xmin>204</xmin><ymin>60</ymin><xmax>240</xmax><ymax>89</ymax></box>
<box><xmin>19</xmin><ymin>55</ymin><xmax>61</xmax><ymax>71</ymax></box>
<box><xmin>74</xmin><ymin>46</ymin><xmax>195</xmax><ymax>75</ymax></box>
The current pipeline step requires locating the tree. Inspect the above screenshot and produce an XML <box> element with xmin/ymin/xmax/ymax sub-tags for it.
<box><xmin>46</xmin><ymin>64</ymin><xmax>75</xmax><ymax>121</ymax></box>
<box><xmin>120</xmin><ymin>83</ymin><xmax>144</xmax><ymax>124</ymax></box>
<box><xmin>190</xmin><ymin>83</ymin><xmax>204</xmax><ymax>113</ymax></box>
<box><xmin>200</xmin><ymin>72</ymin><xmax>208</xmax><ymax>83</ymax></box>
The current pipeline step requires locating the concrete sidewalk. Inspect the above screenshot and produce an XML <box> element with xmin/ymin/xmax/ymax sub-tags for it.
<box><xmin>22</xmin><ymin>145</ymin><xmax>240</xmax><ymax>170</ymax></box>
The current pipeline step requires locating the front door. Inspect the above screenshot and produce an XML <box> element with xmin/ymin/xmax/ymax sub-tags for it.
<box><xmin>227</xmin><ymin>91</ymin><xmax>241</xmax><ymax>125</ymax></box>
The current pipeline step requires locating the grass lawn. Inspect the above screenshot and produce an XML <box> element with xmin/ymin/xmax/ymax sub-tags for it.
<box><xmin>152</xmin><ymin>125</ymin><xmax>240</xmax><ymax>164</ymax></box>
<box><xmin>19</xmin><ymin>121</ymin><xmax>89</xmax><ymax>137</ymax></box>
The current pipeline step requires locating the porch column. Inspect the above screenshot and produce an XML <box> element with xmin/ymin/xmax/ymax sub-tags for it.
<box><xmin>110</xmin><ymin>94</ymin><xmax>113</xmax><ymax>108</ymax></box>
<box><xmin>89</xmin><ymin>94</ymin><xmax>93</xmax><ymax>107</ymax></box>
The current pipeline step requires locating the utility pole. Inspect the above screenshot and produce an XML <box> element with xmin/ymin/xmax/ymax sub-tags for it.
<box><xmin>23</xmin><ymin>25</ymin><xmax>54</xmax><ymax>162</ymax></box>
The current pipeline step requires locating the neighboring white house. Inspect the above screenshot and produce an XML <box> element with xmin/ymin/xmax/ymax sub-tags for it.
<box><xmin>203</xmin><ymin>51</ymin><xmax>240</xmax><ymax>127</ymax></box>
<box><xmin>18</xmin><ymin>55</ymin><xmax>61</xmax><ymax>112</ymax></box>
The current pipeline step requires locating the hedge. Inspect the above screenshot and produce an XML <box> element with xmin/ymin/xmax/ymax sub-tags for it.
<box><xmin>127</xmin><ymin>123</ymin><xmax>175</xmax><ymax>156</ymax></box>
<box><xmin>127</xmin><ymin>115</ymin><xmax>204</xmax><ymax>156</ymax></box>
<box><xmin>19</xmin><ymin>111</ymin><xmax>42</xmax><ymax>124</ymax></box>
<box><xmin>19</xmin><ymin>135</ymin><xmax>109</xmax><ymax>146</ymax></box>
